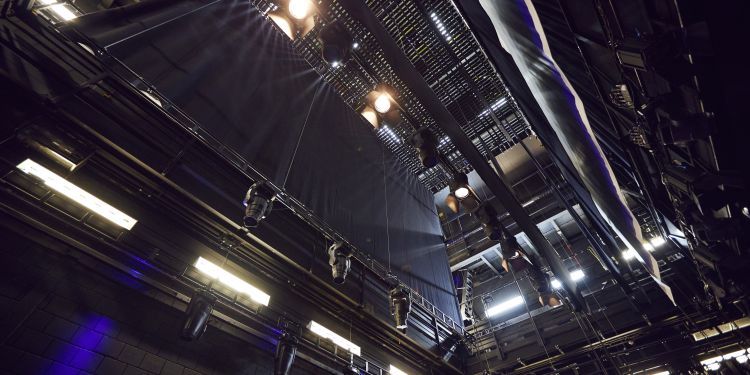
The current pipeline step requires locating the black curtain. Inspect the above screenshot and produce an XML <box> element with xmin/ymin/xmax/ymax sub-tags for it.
<box><xmin>72</xmin><ymin>0</ymin><xmax>460</xmax><ymax>322</ymax></box>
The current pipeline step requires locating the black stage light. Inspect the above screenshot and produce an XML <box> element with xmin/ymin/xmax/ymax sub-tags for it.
<box><xmin>409</xmin><ymin>128</ymin><xmax>439</xmax><ymax>168</ymax></box>
<box><xmin>274</xmin><ymin>331</ymin><xmax>298</xmax><ymax>375</ymax></box>
<box><xmin>180</xmin><ymin>289</ymin><xmax>217</xmax><ymax>341</ymax></box>
<box><xmin>449</xmin><ymin>173</ymin><xmax>470</xmax><ymax>199</ymax></box>
<box><xmin>390</xmin><ymin>287</ymin><xmax>411</xmax><ymax>331</ymax></box>
<box><xmin>474</xmin><ymin>204</ymin><xmax>502</xmax><ymax>241</ymax></box>
<box><xmin>328</xmin><ymin>241</ymin><xmax>354</xmax><ymax>284</ymax></box>
<box><xmin>243</xmin><ymin>181</ymin><xmax>276</xmax><ymax>228</ymax></box>
<box><xmin>318</xmin><ymin>21</ymin><xmax>353</xmax><ymax>66</ymax></box>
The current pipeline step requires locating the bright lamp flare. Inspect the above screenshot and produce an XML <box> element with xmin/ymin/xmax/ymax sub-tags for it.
<box><xmin>288</xmin><ymin>0</ymin><xmax>312</xmax><ymax>20</ymax></box>
<box><xmin>373</xmin><ymin>93</ymin><xmax>392</xmax><ymax>113</ymax></box>
<box><xmin>454</xmin><ymin>186</ymin><xmax>470</xmax><ymax>199</ymax></box>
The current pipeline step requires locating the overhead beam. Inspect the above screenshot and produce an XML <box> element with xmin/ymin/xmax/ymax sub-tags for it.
<box><xmin>480</xmin><ymin>255</ymin><xmax>503</xmax><ymax>276</ymax></box>
<box><xmin>340</xmin><ymin>1</ymin><xmax>583</xmax><ymax>311</ymax></box>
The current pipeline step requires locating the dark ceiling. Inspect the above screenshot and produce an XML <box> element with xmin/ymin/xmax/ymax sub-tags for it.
<box><xmin>2</xmin><ymin>0</ymin><xmax>749</xmax><ymax>374</ymax></box>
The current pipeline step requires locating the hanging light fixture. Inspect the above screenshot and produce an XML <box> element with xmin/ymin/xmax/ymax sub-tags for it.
<box><xmin>390</xmin><ymin>286</ymin><xmax>411</xmax><ymax>331</ymax></box>
<box><xmin>473</xmin><ymin>203</ymin><xmax>503</xmax><ymax>241</ymax></box>
<box><xmin>318</xmin><ymin>21</ymin><xmax>353</xmax><ymax>67</ymax></box>
<box><xmin>449</xmin><ymin>173</ymin><xmax>470</xmax><ymax>199</ymax></box>
<box><xmin>328</xmin><ymin>241</ymin><xmax>354</xmax><ymax>284</ymax></box>
<box><xmin>268</xmin><ymin>0</ymin><xmax>316</xmax><ymax>40</ymax></box>
<box><xmin>361</xmin><ymin>85</ymin><xmax>399</xmax><ymax>128</ymax></box>
<box><xmin>243</xmin><ymin>181</ymin><xmax>276</xmax><ymax>228</ymax></box>
<box><xmin>274</xmin><ymin>331</ymin><xmax>298</xmax><ymax>375</ymax></box>
<box><xmin>180</xmin><ymin>289</ymin><xmax>217</xmax><ymax>341</ymax></box>
<box><xmin>408</xmin><ymin>128</ymin><xmax>439</xmax><ymax>168</ymax></box>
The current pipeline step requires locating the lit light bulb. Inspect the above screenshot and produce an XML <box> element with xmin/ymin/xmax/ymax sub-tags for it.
<box><xmin>374</xmin><ymin>93</ymin><xmax>391</xmax><ymax>113</ymax></box>
<box><xmin>454</xmin><ymin>186</ymin><xmax>470</xmax><ymax>199</ymax></box>
<box><xmin>288</xmin><ymin>0</ymin><xmax>312</xmax><ymax>20</ymax></box>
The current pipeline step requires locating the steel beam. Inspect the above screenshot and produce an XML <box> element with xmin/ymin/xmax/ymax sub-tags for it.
<box><xmin>340</xmin><ymin>1</ymin><xmax>583</xmax><ymax>311</ymax></box>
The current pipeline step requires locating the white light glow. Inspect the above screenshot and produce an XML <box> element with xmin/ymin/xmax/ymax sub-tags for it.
<box><xmin>331</xmin><ymin>61</ymin><xmax>340</xmax><ymax>68</ymax></box>
<box><xmin>389</xmin><ymin>365</ymin><xmax>408</xmax><ymax>375</ymax></box>
<box><xmin>570</xmin><ymin>269</ymin><xmax>585</xmax><ymax>281</ymax></box>
<box><xmin>706</xmin><ymin>362</ymin><xmax>720</xmax><ymax>371</ymax></box>
<box><xmin>361</xmin><ymin>107</ymin><xmax>379</xmax><ymax>128</ymax></box>
<box><xmin>454</xmin><ymin>186</ymin><xmax>470</xmax><ymax>199</ymax></box>
<box><xmin>194</xmin><ymin>257</ymin><xmax>270</xmax><ymax>306</ymax></box>
<box><xmin>429</xmin><ymin>12</ymin><xmax>451</xmax><ymax>42</ymax></box>
<box><xmin>486</xmin><ymin>295</ymin><xmax>524</xmax><ymax>317</ymax></box>
<box><xmin>650</xmin><ymin>371</ymin><xmax>670</xmax><ymax>375</ymax></box>
<box><xmin>49</xmin><ymin>3</ymin><xmax>76</xmax><ymax>21</ymax></box>
<box><xmin>622</xmin><ymin>249</ymin><xmax>636</xmax><ymax>261</ymax></box>
<box><xmin>738</xmin><ymin>355</ymin><xmax>748</xmax><ymax>364</ymax></box>
<box><xmin>380</xmin><ymin>126</ymin><xmax>401</xmax><ymax>144</ymax></box>
<box><xmin>352</xmin><ymin>42</ymin><xmax>359</xmax><ymax>49</ymax></box>
<box><xmin>649</xmin><ymin>236</ymin><xmax>666</xmax><ymax>248</ymax></box>
<box><xmin>479</xmin><ymin>97</ymin><xmax>508</xmax><ymax>117</ymax></box>
<box><xmin>551</xmin><ymin>279</ymin><xmax>562</xmax><ymax>289</ymax></box>
<box><xmin>374</xmin><ymin>93</ymin><xmax>392</xmax><ymax>113</ymax></box>
<box><xmin>17</xmin><ymin>159</ymin><xmax>137</xmax><ymax>230</ymax></box>
<box><xmin>269</xmin><ymin>13</ymin><xmax>294</xmax><ymax>39</ymax></box>
<box><xmin>288</xmin><ymin>0</ymin><xmax>312</xmax><ymax>20</ymax></box>
<box><xmin>308</xmin><ymin>321</ymin><xmax>361</xmax><ymax>355</ymax></box>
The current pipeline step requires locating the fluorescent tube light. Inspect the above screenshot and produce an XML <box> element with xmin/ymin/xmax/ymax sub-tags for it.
<box><xmin>551</xmin><ymin>279</ymin><xmax>562</xmax><ymax>289</ymax></box>
<box><xmin>389</xmin><ymin>365</ymin><xmax>408</xmax><ymax>375</ymax></box>
<box><xmin>485</xmin><ymin>295</ymin><xmax>524</xmax><ymax>317</ymax></box>
<box><xmin>570</xmin><ymin>269</ymin><xmax>585</xmax><ymax>281</ymax></box>
<box><xmin>49</xmin><ymin>3</ymin><xmax>77</xmax><ymax>21</ymax></box>
<box><xmin>16</xmin><ymin>159</ymin><xmax>137</xmax><ymax>229</ymax></box>
<box><xmin>194</xmin><ymin>257</ymin><xmax>270</xmax><ymax>306</ymax></box>
<box><xmin>308</xmin><ymin>321</ymin><xmax>361</xmax><ymax>355</ymax></box>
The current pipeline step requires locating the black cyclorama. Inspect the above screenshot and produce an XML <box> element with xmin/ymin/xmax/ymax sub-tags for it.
<box><xmin>0</xmin><ymin>0</ymin><xmax>747</xmax><ymax>375</ymax></box>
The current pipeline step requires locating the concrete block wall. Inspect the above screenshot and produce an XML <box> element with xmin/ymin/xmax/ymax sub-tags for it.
<box><xmin>0</xmin><ymin>227</ymin><xmax>277</xmax><ymax>375</ymax></box>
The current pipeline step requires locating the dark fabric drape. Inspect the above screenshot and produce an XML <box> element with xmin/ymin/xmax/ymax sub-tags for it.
<box><xmin>73</xmin><ymin>0</ymin><xmax>460</xmax><ymax>322</ymax></box>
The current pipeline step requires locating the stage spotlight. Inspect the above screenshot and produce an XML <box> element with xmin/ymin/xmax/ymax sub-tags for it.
<box><xmin>288</xmin><ymin>0</ymin><xmax>312</xmax><ymax>20</ymax></box>
<box><xmin>474</xmin><ymin>204</ymin><xmax>503</xmax><ymax>241</ymax></box>
<box><xmin>318</xmin><ymin>21</ymin><xmax>353</xmax><ymax>65</ymax></box>
<box><xmin>268</xmin><ymin>0</ymin><xmax>315</xmax><ymax>40</ymax></box>
<box><xmin>449</xmin><ymin>173</ymin><xmax>470</xmax><ymax>199</ymax></box>
<box><xmin>243</xmin><ymin>181</ymin><xmax>276</xmax><ymax>228</ymax></box>
<box><xmin>274</xmin><ymin>331</ymin><xmax>298</xmax><ymax>375</ymax></box>
<box><xmin>374</xmin><ymin>93</ymin><xmax>392</xmax><ymax>113</ymax></box>
<box><xmin>408</xmin><ymin>128</ymin><xmax>439</xmax><ymax>168</ymax></box>
<box><xmin>328</xmin><ymin>241</ymin><xmax>354</xmax><ymax>284</ymax></box>
<box><xmin>390</xmin><ymin>287</ymin><xmax>411</xmax><ymax>331</ymax></box>
<box><xmin>180</xmin><ymin>289</ymin><xmax>217</xmax><ymax>341</ymax></box>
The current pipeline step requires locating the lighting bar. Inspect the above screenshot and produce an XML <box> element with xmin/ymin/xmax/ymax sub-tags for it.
<box><xmin>570</xmin><ymin>269</ymin><xmax>585</xmax><ymax>281</ymax></box>
<box><xmin>194</xmin><ymin>257</ymin><xmax>270</xmax><ymax>306</ymax></box>
<box><xmin>550</xmin><ymin>278</ymin><xmax>562</xmax><ymax>289</ymax></box>
<box><xmin>16</xmin><ymin>159</ymin><xmax>138</xmax><ymax>230</ymax></box>
<box><xmin>307</xmin><ymin>321</ymin><xmax>361</xmax><ymax>355</ymax></box>
<box><xmin>650</xmin><ymin>371</ymin><xmax>670</xmax><ymax>375</ymax></box>
<box><xmin>389</xmin><ymin>365</ymin><xmax>408</xmax><ymax>375</ymax></box>
<box><xmin>485</xmin><ymin>295</ymin><xmax>524</xmax><ymax>317</ymax></box>
<box><xmin>429</xmin><ymin>12</ymin><xmax>452</xmax><ymax>41</ymax></box>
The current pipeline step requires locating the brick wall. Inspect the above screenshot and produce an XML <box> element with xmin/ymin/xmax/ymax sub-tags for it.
<box><xmin>0</xmin><ymin>227</ymin><xmax>281</xmax><ymax>375</ymax></box>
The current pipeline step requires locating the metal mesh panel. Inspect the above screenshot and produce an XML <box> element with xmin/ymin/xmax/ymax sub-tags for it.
<box><xmin>253</xmin><ymin>0</ymin><xmax>532</xmax><ymax>191</ymax></box>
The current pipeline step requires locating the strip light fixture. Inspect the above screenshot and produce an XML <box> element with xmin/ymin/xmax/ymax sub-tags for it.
<box><xmin>194</xmin><ymin>257</ymin><xmax>270</xmax><ymax>306</ymax></box>
<box><xmin>307</xmin><ymin>321</ymin><xmax>361</xmax><ymax>355</ymax></box>
<box><xmin>389</xmin><ymin>365</ymin><xmax>408</xmax><ymax>375</ymax></box>
<box><xmin>485</xmin><ymin>295</ymin><xmax>524</xmax><ymax>317</ymax></box>
<box><xmin>16</xmin><ymin>159</ymin><xmax>138</xmax><ymax>230</ymax></box>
